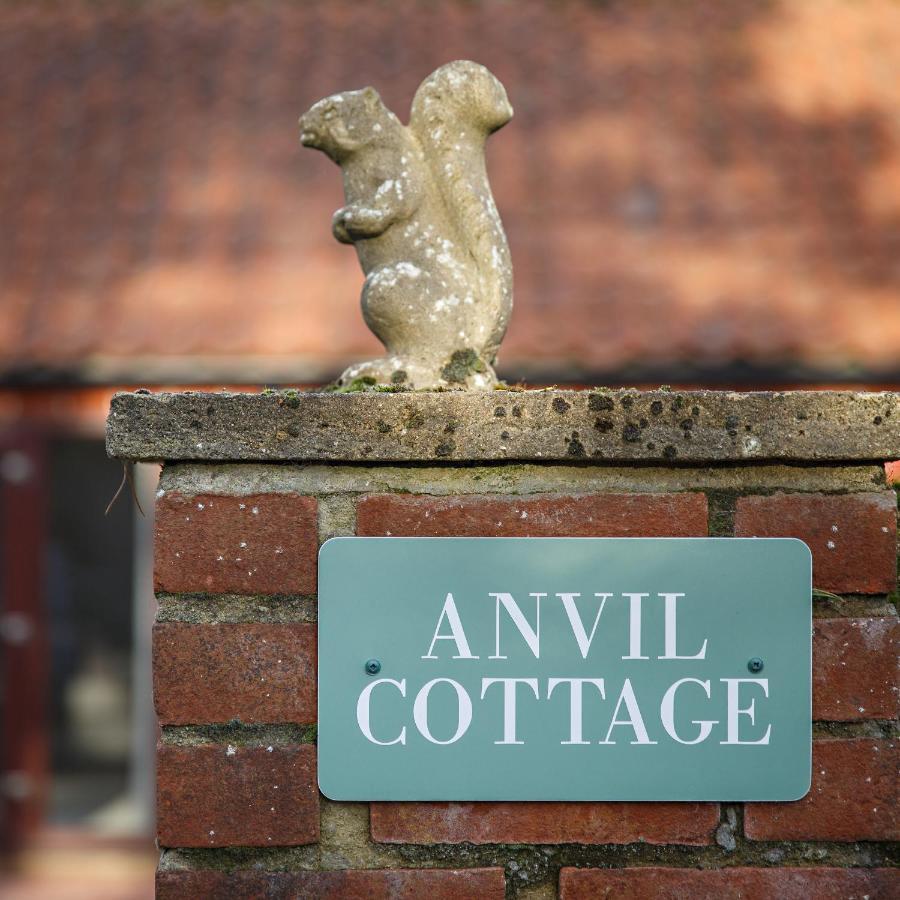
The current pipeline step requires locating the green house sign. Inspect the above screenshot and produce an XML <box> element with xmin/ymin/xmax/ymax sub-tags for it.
<box><xmin>318</xmin><ymin>537</ymin><xmax>811</xmax><ymax>801</ymax></box>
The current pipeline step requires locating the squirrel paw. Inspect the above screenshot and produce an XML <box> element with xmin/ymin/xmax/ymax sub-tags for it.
<box><xmin>331</xmin><ymin>209</ymin><xmax>354</xmax><ymax>244</ymax></box>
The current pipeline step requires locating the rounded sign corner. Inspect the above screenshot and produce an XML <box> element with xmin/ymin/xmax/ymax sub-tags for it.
<box><xmin>785</xmin><ymin>770</ymin><xmax>813</xmax><ymax>803</ymax></box>
<box><xmin>781</xmin><ymin>536</ymin><xmax>814</xmax><ymax>567</ymax></box>
<box><xmin>317</xmin><ymin>535</ymin><xmax>349</xmax><ymax>563</ymax></box>
<box><xmin>316</xmin><ymin>769</ymin><xmax>345</xmax><ymax>802</ymax></box>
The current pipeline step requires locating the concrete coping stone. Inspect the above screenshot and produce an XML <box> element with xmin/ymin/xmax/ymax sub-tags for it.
<box><xmin>106</xmin><ymin>389</ymin><xmax>900</xmax><ymax>464</ymax></box>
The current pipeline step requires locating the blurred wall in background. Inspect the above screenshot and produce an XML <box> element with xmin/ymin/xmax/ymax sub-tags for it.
<box><xmin>1</xmin><ymin>0</ymin><xmax>899</xmax><ymax>387</ymax></box>
<box><xmin>0</xmin><ymin>0</ymin><xmax>898</xmax><ymax>881</ymax></box>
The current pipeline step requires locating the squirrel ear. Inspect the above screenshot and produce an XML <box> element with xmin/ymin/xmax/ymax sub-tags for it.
<box><xmin>362</xmin><ymin>86</ymin><xmax>381</xmax><ymax>105</ymax></box>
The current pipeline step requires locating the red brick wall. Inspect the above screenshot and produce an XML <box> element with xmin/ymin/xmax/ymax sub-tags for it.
<box><xmin>154</xmin><ymin>473</ymin><xmax>898</xmax><ymax>896</ymax></box>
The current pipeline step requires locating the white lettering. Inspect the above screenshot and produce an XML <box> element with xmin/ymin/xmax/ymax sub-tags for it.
<box><xmin>622</xmin><ymin>593</ymin><xmax>649</xmax><ymax>660</ymax></box>
<box><xmin>489</xmin><ymin>592</ymin><xmax>543</xmax><ymax>659</ymax></box>
<box><xmin>720</xmin><ymin>678</ymin><xmax>772</xmax><ymax>745</ymax></box>
<box><xmin>558</xmin><ymin>593</ymin><xmax>611</xmax><ymax>658</ymax></box>
<box><xmin>659</xmin><ymin>593</ymin><xmax>707</xmax><ymax>659</ymax></box>
<box><xmin>413</xmin><ymin>678</ymin><xmax>472</xmax><ymax>745</ymax></box>
<box><xmin>422</xmin><ymin>592</ymin><xmax>478</xmax><ymax>659</ymax></box>
<box><xmin>660</xmin><ymin>678</ymin><xmax>717</xmax><ymax>744</ymax></box>
<box><xmin>547</xmin><ymin>677</ymin><xmax>606</xmax><ymax>744</ymax></box>
<box><xmin>357</xmin><ymin>678</ymin><xmax>406</xmax><ymax>746</ymax></box>
<box><xmin>481</xmin><ymin>678</ymin><xmax>540</xmax><ymax>744</ymax></box>
<box><xmin>600</xmin><ymin>678</ymin><xmax>657</xmax><ymax>744</ymax></box>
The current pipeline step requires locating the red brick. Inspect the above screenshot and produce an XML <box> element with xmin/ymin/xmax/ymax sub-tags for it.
<box><xmin>357</xmin><ymin>493</ymin><xmax>708</xmax><ymax>537</ymax></box>
<box><xmin>157</xmin><ymin>868</ymin><xmax>506</xmax><ymax>899</ymax></box>
<box><xmin>813</xmin><ymin>618</ymin><xmax>899</xmax><ymax>721</ymax></box>
<box><xmin>155</xmin><ymin>492</ymin><xmax>318</xmax><ymax>594</ymax></box>
<box><xmin>734</xmin><ymin>492</ymin><xmax>897</xmax><ymax>593</ymax></box>
<box><xmin>153</xmin><ymin>623</ymin><xmax>316</xmax><ymax>725</ymax></box>
<box><xmin>559</xmin><ymin>866</ymin><xmax>899</xmax><ymax>899</ymax></box>
<box><xmin>157</xmin><ymin>744</ymin><xmax>318</xmax><ymax>847</ymax></box>
<box><xmin>370</xmin><ymin>801</ymin><xmax>718</xmax><ymax>845</ymax></box>
<box><xmin>886</xmin><ymin>462</ymin><xmax>900</xmax><ymax>486</ymax></box>
<box><xmin>745</xmin><ymin>739</ymin><xmax>898</xmax><ymax>841</ymax></box>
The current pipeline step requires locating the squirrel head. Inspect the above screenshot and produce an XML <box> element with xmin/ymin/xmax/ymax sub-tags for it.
<box><xmin>299</xmin><ymin>87</ymin><xmax>398</xmax><ymax>164</ymax></box>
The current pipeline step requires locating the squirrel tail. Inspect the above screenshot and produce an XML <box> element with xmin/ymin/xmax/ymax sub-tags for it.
<box><xmin>410</xmin><ymin>61</ymin><xmax>513</xmax><ymax>364</ymax></box>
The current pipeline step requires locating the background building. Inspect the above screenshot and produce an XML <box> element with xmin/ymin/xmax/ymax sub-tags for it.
<box><xmin>0</xmin><ymin>1</ymin><xmax>897</xmax><ymax>895</ymax></box>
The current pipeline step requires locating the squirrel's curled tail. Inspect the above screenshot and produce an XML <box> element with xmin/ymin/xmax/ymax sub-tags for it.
<box><xmin>410</xmin><ymin>61</ymin><xmax>513</xmax><ymax>364</ymax></box>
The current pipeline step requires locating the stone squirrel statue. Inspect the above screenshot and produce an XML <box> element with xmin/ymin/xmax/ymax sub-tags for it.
<box><xmin>299</xmin><ymin>61</ymin><xmax>513</xmax><ymax>389</ymax></box>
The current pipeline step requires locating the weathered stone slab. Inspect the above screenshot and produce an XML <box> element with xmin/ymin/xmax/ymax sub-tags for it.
<box><xmin>106</xmin><ymin>389</ymin><xmax>899</xmax><ymax>463</ymax></box>
<box><xmin>157</xmin><ymin>462</ymin><xmax>888</xmax><ymax>497</ymax></box>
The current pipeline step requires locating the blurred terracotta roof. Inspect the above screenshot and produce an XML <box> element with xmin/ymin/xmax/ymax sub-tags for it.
<box><xmin>1</xmin><ymin>0</ymin><xmax>899</xmax><ymax>385</ymax></box>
